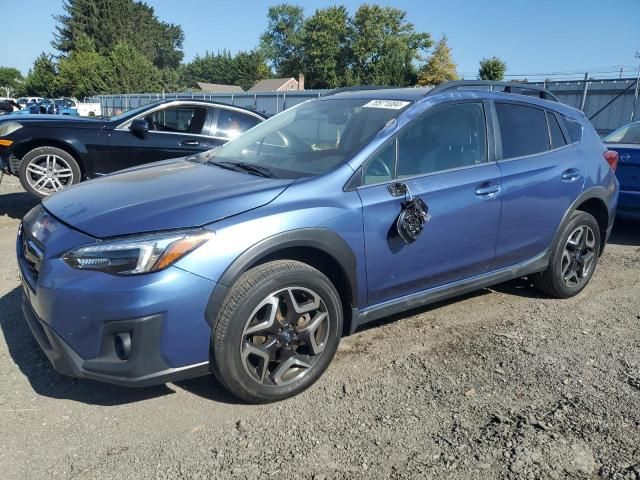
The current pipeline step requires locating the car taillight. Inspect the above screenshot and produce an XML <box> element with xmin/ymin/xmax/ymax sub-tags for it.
<box><xmin>604</xmin><ymin>150</ymin><xmax>618</xmax><ymax>171</ymax></box>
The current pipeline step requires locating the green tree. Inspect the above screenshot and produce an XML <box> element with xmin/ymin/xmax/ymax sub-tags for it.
<box><xmin>57</xmin><ymin>34</ymin><xmax>112</xmax><ymax>97</ymax></box>
<box><xmin>0</xmin><ymin>67</ymin><xmax>23</xmax><ymax>96</ymax></box>
<box><xmin>259</xmin><ymin>4</ymin><xmax>305</xmax><ymax>77</ymax></box>
<box><xmin>302</xmin><ymin>6</ymin><xmax>352</xmax><ymax>89</ymax></box>
<box><xmin>22</xmin><ymin>53</ymin><xmax>59</xmax><ymax>97</ymax></box>
<box><xmin>233</xmin><ymin>50</ymin><xmax>271</xmax><ymax>91</ymax></box>
<box><xmin>53</xmin><ymin>0</ymin><xmax>184</xmax><ymax>70</ymax></box>
<box><xmin>350</xmin><ymin>5</ymin><xmax>432</xmax><ymax>86</ymax></box>
<box><xmin>478</xmin><ymin>56</ymin><xmax>507</xmax><ymax>80</ymax></box>
<box><xmin>180</xmin><ymin>50</ymin><xmax>237</xmax><ymax>87</ymax></box>
<box><xmin>107</xmin><ymin>42</ymin><xmax>161</xmax><ymax>93</ymax></box>
<box><xmin>417</xmin><ymin>35</ymin><xmax>457</xmax><ymax>86</ymax></box>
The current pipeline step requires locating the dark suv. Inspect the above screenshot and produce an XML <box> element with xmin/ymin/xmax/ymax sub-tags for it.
<box><xmin>16</xmin><ymin>81</ymin><xmax>618</xmax><ymax>403</ymax></box>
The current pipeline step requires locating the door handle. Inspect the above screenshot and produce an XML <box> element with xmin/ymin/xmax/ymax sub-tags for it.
<box><xmin>619</xmin><ymin>153</ymin><xmax>630</xmax><ymax>162</ymax></box>
<box><xmin>475</xmin><ymin>182</ymin><xmax>500</xmax><ymax>197</ymax></box>
<box><xmin>561</xmin><ymin>168</ymin><xmax>581</xmax><ymax>182</ymax></box>
<box><xmin>181</xmin><ymin>140</ymin><xmax>200</xmax><ymax>146</ymax></box>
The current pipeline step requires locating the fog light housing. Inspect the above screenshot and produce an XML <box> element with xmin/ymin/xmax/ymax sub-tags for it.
<box><xmin>114</xmin><ymin>332</ymin><xmax>132</xmax><ymax>360</ymax></box>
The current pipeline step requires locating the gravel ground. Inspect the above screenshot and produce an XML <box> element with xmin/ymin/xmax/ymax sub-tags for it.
<box><xmin>0</xmin><ymin>175</ymin><xmax>639</xmax><ymax>480</ymax></box>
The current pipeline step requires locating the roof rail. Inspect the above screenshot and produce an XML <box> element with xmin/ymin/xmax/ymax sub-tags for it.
<box><xmin>427</xmin><ymin>80</ymin><xmax>559</xmax><ymax>102</ymax></box>
<box><xmin>322</xmin><ymin>85</ymin><xmax>396</xmax><ymax>97</ymax></box>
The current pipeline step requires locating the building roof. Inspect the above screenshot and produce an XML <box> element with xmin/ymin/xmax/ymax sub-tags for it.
<box><xmin>195</xmin><ymin>82</ymin><xmax>244</xmax><ymax>93</ymax></box>
<box><xmin>248</xmin><ymin>78</ymin><xmax>297</xmax><ymax>92</ymax></box>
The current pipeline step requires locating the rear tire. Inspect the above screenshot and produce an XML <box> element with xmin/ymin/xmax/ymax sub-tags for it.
<box><xmin>19</xmin><ymin>146</ymin><xmax>81</xmax><ymax>199</ymax></box>
<box><xmin>210</xmin><ymin>260</ymin><xmax>343</xmax><ymax>403</ymax></box>
<box><xmin>533</xmin><ymin>210</ymin><xmax>601</xmax><ymax>298</ymax></box>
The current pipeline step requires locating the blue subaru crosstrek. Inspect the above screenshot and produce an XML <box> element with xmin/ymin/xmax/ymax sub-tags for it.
<box><xmin>16</xmin><ymin>81</ymin><xmax>618</xmax><ymax>403</ymax></box>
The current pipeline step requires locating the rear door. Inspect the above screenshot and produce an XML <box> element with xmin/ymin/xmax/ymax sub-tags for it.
<box><xmin>103</xmin><ymin>103</ymin><xmax>214</xmax><ymax>174</ymax></box>
<box><xmin>208</xmin><ymin>107</ymin><xmax>263</xmax><ymax>148</ymax></box>
<box><xmin>492</xmin><ymin>102</ymin><xmax>584</xmax><ymax>269</ymax></box>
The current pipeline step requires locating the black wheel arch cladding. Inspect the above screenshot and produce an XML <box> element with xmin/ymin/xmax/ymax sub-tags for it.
<box><xmin>205</xmin><ymin>228</ymin><xmax>359</xmax><ymax>329</ymax></box>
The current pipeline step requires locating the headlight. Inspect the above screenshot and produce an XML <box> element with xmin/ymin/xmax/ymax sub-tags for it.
<box><xmin>63</xmin><ymin>229</ymin><xmax>214</xmax><ymax>275</ymax></box>
<box><xmin>0</xmin><ymin>121</ymin><xmax>23</xmax><ymax>137</ymax></box>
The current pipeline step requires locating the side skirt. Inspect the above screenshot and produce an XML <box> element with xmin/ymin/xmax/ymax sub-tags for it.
<box><xmin>350</xmin><ymin>251</ymin><xmax>550</xmax><ymax>334</ymax></box>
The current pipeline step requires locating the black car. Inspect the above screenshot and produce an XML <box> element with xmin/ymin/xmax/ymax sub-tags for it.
<box><xmin>0</xmin><ymin>99</ymin><xmax>267</xmax><ymax>198</ymax></box>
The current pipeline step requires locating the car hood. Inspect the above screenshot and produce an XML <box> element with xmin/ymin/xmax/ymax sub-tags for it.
<box><xmin>1</xmin><ymin>114</ymin><xmax>107</xmax><ymax>128</ymax></box>
<box><xmin>42</xmin><ymin>159</ymin><xmax>293</xmax><ymax>238</ymax></box>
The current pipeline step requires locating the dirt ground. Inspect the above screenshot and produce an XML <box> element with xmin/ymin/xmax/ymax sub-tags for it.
<box><xmin>0</xmin><ymin>174</ymin><xmax>639</xmax><ymax>480</ymax></box>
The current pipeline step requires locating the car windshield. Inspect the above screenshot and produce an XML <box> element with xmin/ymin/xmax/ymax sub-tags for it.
<box><xmin>604</xmin><ymin>124</ymin><xmax>640</xmax><ymax>144</ymax></box>
<box><xmin>199</xmin><ymin>97</ymin><xmax>409</xmax><ymax>178</ymax></box>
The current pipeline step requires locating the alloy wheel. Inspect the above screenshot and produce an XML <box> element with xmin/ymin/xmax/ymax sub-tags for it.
<box><xmin>25</xmin><ymin>154</ymin><xmax>74</xmax><ymax>195</ymax></box>
<box><xmin>240</xmin><ymin>286</ymin><xmax>330</xmax><ymax>386</ymax></box>
<box><xmin>561</xmin><ymin>225</ymin><xmax>596</xmax><ymax>288</ymax></box>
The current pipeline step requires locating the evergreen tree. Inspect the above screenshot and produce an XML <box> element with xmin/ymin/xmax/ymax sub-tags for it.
<box><xmin>0</xmin><ymin>67</ymin><xmax>23</xmax><ymax>96</ymax></box>
<box><xmin>53</xmin><ymin>0</ymin><xmax>184</xmax><ymax>70</ymax></box>
<box><xmin>22</xmin><ymin>54</ymin><xmax>59</xmax><ymax>97</ymax></box>
<box><xmin>57</xmin><ymin>34</ymin><xmax>112</xmax><ymax>97</ymax></box>
<box><xmin>107</xmin><ymin>42</ymin><xmax>162</xmax><ymax>93</ymax></box>
<box><xmin>417</xmin><ymin>36</ymin><xmax>458</xmax><ymax>86</ymax></box>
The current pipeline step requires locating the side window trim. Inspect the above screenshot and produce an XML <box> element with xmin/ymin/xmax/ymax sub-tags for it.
<box><xmin>353</xmin><ymin>100</ymin><xmax>490</xmax><ymax>189</ymax></box>
<box><xmin>545</xmin><ymin>110</ymin><xmax>570</xmax><ymax>151</ymax></box>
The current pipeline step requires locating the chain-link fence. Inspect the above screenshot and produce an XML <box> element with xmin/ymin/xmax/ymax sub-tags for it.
<box><xmin>530</xmin><ymin>77</ymin><xmax>640</xmax><ymax>136</ymax></box>
<box><xmin>87</xmin><ymin>76</ymin><xmax>640</xmax><ymax>137</ymax></box>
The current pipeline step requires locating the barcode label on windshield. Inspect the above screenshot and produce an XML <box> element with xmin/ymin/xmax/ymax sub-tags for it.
<box><xmin>362</xmin><ymin>100</ymin><xmax>410</xmax><ymax>109</ymax></box>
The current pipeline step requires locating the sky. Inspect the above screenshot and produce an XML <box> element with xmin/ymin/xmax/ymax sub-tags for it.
<box><xmin>1</xmin><ymin>0</ymin><xmax>639</xmax><ymax>81</ymax></box>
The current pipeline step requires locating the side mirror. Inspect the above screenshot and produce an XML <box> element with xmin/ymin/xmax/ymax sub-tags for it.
<box><xmin>130</xmin><ymin>118</ymin><xmax>149</xmax><ymax>138</ymax></box>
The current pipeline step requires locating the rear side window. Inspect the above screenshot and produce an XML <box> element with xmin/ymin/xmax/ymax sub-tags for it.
<box><xmin>563</xmin><ymin>116</ymin><xmax>583</xmax><ymax>143</ymax></box>
<box><xmin>215</xmin><ymin>109</ymin><xmax>261</xmax><ymax>139</ymax></box>
<box><xmin>495</xmin><ymin>103</ymin><xmax>549</xmax><ymax>159</ymax></box>
<box><xmin>547</xmin><ymin>111</ymin><xmax>567</xmax><ymax>149</ymax></box>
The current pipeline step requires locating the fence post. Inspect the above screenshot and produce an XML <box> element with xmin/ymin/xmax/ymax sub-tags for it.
<box><xmin>283</xmin><ymin>93</ymin><xmax>286</xmax><ymax>110</ymax></box>
<box><xmin>631</xmin><ymin>67</ymin><xmax>640</xmax><ymax>122</ymax></box>
<box><xmin>580</xmin><ymin>73</ymin><xmax>589</xmax><ymax>111</ymax></box>
<box><xmin>231</xmin><ymin>93</ymin><xmax>234</xmax><ymax>105</ymax></box>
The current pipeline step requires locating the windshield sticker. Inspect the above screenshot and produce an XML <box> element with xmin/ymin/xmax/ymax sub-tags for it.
<box><xmin>362</xmin><ymin>100</ymin><xmax>410</xmax><ymax>110</ymax></box>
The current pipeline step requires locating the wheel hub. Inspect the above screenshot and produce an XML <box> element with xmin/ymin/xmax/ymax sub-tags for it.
<box><xmin>561</xmin><ymin>225</ymin><xmax>596</xmax><ymax>288</ymax></box>
<box><xmin>240</xmin><ymin>286</ymin><xmax>330</xmax><ymax>386</ymax></box>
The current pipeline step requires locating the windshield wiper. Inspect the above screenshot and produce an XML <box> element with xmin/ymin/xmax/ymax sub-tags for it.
<box><xmin>211</xmin><ymin>161</ymin><xmax>277</xmax><ymax>178</ymax></box>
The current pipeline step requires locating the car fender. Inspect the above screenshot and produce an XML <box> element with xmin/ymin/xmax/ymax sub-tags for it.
<box><xmin>204</xmin><ymin>228</ymin><xmax>358</xmax><ymax>328</ymax></box>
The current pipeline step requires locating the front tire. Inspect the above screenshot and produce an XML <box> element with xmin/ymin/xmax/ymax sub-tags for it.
<box><xmin>19</xmin><ymin>146</ymin><xmax>81</xmax><ymax>199</ymax></box>
<box><xmin>211</xmin><ymin>260</ymin><xmax>343</xmax><ymax>403</ymax></box>
<box><xmin>533</xmin><ymin>210</ymin><xmax>601</xmax><ymax>298</ymax></box>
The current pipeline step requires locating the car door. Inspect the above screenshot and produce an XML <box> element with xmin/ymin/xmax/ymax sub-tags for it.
<box><xmin>356</xmin><ymin>101</ymin><xmax>503</xmax><ymax>306</ymax></box>
<box><xmin>492</xmin><ymin>102</ymin><xmax>584</xmax><ymax>269</ymax></box>
<box><xmin>103</xmin><ymin>103</ymin><xmax>214</xmax><ymax>174</ymax></box>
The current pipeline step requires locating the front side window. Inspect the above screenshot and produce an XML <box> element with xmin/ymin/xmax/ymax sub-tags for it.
<box><xmin>496</xmin><ymin>103</ymin><xmax>549</xmax><ymax>159</ymax></box>
<box><xmin>215</xmin><ymin>109</ymin><xmax>261</xmax><ymax>139</ymax></box>
<box><xmin>202</xmin><ymin>98</ymin><xmax>408</xmax><ymax>179</ymax></box>
<box><xmin>361</xmin><ymin>102</ymin><xmax>487</xmax><ymax>185</ymax></box>
<box><xmin>604</xmin><ymin>123</ymin><xmax>640</xmax><ymax>144</ymax></box>
<box><xmin>146</xmin><ymin>106</ymin><xmax>208</xmax><ymax>134</ymax></box>
<box><xmin>397</xmin><ymin>102</ymin><xmax>486</xmax><ymax>178</ymax></box>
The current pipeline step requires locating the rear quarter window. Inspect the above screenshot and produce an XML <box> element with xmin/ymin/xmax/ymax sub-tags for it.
<box><xmin>562</xmin><ymin>116</ymin><xmax>583</xmax><ymax>144</ymax></box>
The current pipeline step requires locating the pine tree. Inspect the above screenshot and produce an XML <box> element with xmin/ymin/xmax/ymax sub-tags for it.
<box><xmin>417</xmin><ymin>36</ymin><xmax>458</xmax><ymax>86</ymax></box>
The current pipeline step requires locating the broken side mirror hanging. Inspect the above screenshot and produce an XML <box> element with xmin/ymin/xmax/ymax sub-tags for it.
<box><xmin>388</xmin><ymin>182</ymin><xmax>429</xmax><ymax>244</ymax></box>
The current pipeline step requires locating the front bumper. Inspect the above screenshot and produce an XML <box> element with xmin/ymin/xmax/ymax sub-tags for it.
<box><xmin>17</xmin><ymin>207</ymin><xmax>218</xmax><ymax>387</ymax></box>
<box><xmin>21</xmin><ymin>296</ymin><xmax>209</xmax><ymax>386</ymax></box>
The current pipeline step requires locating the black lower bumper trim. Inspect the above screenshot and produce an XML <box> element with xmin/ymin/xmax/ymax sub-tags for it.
<box><xmin>21</xmin><ymin>297</ymin><xmax>210</xmax><ymax>387</ymax></box>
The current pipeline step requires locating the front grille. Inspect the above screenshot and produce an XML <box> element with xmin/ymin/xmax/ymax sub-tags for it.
<box><xmin>19</xmin><ymin>229</ymin><xmax>44</xmax><ymax>283</ymax></box>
